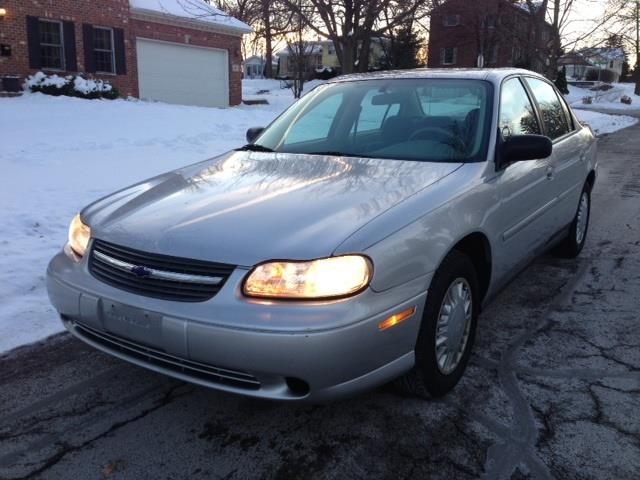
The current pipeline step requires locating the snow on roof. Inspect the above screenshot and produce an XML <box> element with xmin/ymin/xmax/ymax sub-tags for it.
<box><xmin>276</xmin><ymin>42</ymin><xmax>323</xmax><ymax>57</ymax></box>
<box><xmin>130</xmin><ymin>0</ymin><xmax>252</xmax><ymax>33</ymax></box>
<box><xmin>559</xmin><ymin>52</ymin><xmax>593</xmax><ymax>66</ymax></box>
<box><xmin>514</xmin><ymin>1</ymin><xmax>544</xmax><ymax>14</ymax></box>
<box><xmin>580</xmin><ymin>47</ymin><xmax>625</xmax><ymax>61</ymax></box>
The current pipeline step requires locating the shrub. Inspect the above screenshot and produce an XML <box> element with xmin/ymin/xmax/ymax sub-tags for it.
<box><xmin>25</xmin><ymin>72</ymin><xmax>119</xmax><ymax>99</ymax></box>
<box><xmin>315</xmin><ymin>67</ymin><xmax>339</xmax><ymax>80</ymax></box>
<box><xmin>554</xmin><ymin>66</ymin><xmax>569</xmax><ymax>95</ymax></box>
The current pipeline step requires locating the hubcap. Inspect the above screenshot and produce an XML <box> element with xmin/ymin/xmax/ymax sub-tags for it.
<box><xmin>576</xmin><ymin>192</ymin><xmax>589</xmax><ymax>245</ymax></box>
<box><xmin>435</xmin><ymin>278</ymin><xmax>473</xmax><ymax>375</ymax></box>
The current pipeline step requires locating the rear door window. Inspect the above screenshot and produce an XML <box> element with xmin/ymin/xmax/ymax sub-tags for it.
<box><xmin>499</xmin><ymin>78</ymin><xmax>541</xmax><ymax>137</ymax></box>
<box><xmin>525</xmin><ymin>78</ymin><xmax>571</xmax><ymax>140</ymax></box>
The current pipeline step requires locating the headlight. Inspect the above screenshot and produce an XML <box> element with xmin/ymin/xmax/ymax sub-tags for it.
<box><xmin>67</xmin><ymin>214</ymin><xmax>91</xmax><ymax>257</ymax></box>
<box><xmin>243</xmin><ymin>255</ymin><xmax>372</xmax><ymax>300</ymax></box>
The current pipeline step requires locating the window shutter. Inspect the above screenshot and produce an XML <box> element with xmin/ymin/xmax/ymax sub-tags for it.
<box><xmin>440</xmin><ymin>49</ymin><xmax>445</xmax><ymax>65</ymax></box>
<box><xmin>26</xmin><ymin>16</ymin><xmax>41</xmax><ymax>69</ymax></box>
<box><xmin>63</xmin><ymin>21</ymin><xmax>77</xmax><ymax>71</ymax></box>
<box><xmin>83</xmin><ymin>24</ymin><xmax>96</xmax><ymax>73</ymax></box>
<box><xmin>113</xmin><ymin>28</ymin><xmax>127</xmax><ymax>75</ymax></box>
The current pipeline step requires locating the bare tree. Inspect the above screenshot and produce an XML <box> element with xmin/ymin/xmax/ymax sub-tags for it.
<box><xmin>251</xmin><ymin>1</ymin><xmax>296</xmax><ymax>77</ymax></box>
<box><xmin>193</xmin><ymin>1</ymin><xmax>294</xmax><ymax>78</ymax></box>
<box><xmin>606</xmin><ymin>0</ymin><xmax>640</xmax><ymax>94</ymax></box>
<box><xmin>285</xmin><ymin>0</ymin><xmax>316</xmax><ymax>98</ymax></box>
<box><xmin>279</xmin><ymin>0</ymin><xmax>432</xmax><ymax>74</ymax></box>
<box><xmin>544</xmin><ymin>0</ymin><xmax>620</xmax><ymax>77</ymax></box>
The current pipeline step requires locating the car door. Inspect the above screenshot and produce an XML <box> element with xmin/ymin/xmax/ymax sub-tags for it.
<box><xmin>489</xmin><ymin>76</ymin><xmax>558</xmax><ymax>283</ymax></box>
<box><xmin>524</xmin><ymin>77</ymin><xmax>586</xmax><ymax>231</ymax></box>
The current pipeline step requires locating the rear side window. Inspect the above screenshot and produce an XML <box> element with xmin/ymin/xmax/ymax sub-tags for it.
<box><xmin>499</xmin><ymin>78</ymin><xmax>541</xmax><ymax>137</ymax></box>
<box><xmin>526</xmin><ymin>78</ymin><xmax>570</xmax><ymax>140</ymax></box>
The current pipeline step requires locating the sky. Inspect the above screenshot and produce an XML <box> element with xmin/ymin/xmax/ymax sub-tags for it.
<box><xmin>564</xmin><ymin>0</ymin><xmax>609</xmax><ymax>47</ymax></box>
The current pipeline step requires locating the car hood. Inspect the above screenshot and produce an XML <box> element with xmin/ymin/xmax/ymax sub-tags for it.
<box><xmin>84</xmin><ymin>151</ymin><xmax>462</xmax><ymax>266</ymax></box>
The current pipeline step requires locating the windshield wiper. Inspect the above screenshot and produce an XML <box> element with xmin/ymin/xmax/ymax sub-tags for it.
<box><xmin>306</xmin><ymin>151</ymin><xmax>370</xmax><ymax>158</ymax></box>
<box><xmin>237</xmin><ymin>144</ymin><xmax>274</xmax><ymax>152</ymax></box>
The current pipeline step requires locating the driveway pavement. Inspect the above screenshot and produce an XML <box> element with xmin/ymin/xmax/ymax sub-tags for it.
<box><xmin>1</xmin><ymin>123</ymin><xmax>639</xmax><ymax>480</ymax></box>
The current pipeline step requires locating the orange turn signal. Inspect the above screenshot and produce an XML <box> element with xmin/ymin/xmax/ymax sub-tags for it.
<box><xmin>378</xmin><ymin>306</ymin><xmax>416</xmax><ymax>331</ymax></box>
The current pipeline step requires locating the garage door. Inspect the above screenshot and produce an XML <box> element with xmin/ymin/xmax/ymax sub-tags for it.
<box><xmin>136</xmin><ymin>39</ymin><xmax>229</xmax><ymax>107</ymax></box>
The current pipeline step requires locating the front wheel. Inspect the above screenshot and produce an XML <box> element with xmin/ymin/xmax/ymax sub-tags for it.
<box><xmin>395</xmin><ymin>250</ymin><xmax>479</xmax><ymax>398</ymax></box>
<box><xmin>552</xmin><ymin>184</ymin><xmax>591</xmax><ymax>258</ymax></box>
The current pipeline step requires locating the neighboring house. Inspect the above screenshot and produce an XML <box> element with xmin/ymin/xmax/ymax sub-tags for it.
<box><xmin>320</xmin><ymin>40</ymin><xmax>340</xmax><ymax>70</ymax></box>
<box><xmin>277</xmin><ymin>39</ymin><xmax>389</xmax><ymax>77</ymax></box>
<box><xmin>558</xmin><ymin>52</ymin><xmax>592</xmax><ymax>80</ymax></box>
<box><xmin>580</xmin><ymin>47</ymin><xmax>625</xmax><ymax>82</ymax></box>
<box><xmin>276</xmin><ymin>42</ymin><xmax>323</xmax><ymax>78</ymax></box>
<box><xmin>0</xmin><ymin>0</ymin><xmax>251</xmax><ymax>107</ymax></box>
<box><xmin>559</xmin><ymin>48</ymin><xmax>625</xmax><ymax>82</ymax></box>
<box><xmin>242</xmin><ymin>55</ymin><xmax>277</xmax><ymax>79</ymax></box>
<box><xmin>427</xmin><ymin>0</ymin><xmax>553</xmax><ymax>72</ymax></box>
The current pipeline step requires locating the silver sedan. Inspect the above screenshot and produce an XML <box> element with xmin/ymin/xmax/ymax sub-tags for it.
<box><xmin>47</xmin><ymin>69</ymin><xmax>597</xmax><ymax>402</ymax></box>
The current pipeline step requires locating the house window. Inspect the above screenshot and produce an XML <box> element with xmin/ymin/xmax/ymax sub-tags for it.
<box><xmin>39</xmin><ymin>20</ymin><xmax>64</xmax><ymax>70</ymax></box>
<box><xmin>93</xmin><ymin>27</ymin><xmax>115</xmax><ymax>74</ymax></box>
<box><xmin>609</xmin><ymin>60</ymin><xmax>614</xmax><ymax>68</ymax></box>
<box><xmin>441</xmin><ymin>47</ymin><xmax>457</xmax><ymax>65</ymax></box>
<box><xmin>482</xmin><ymin>15</ymin><xmax>496</xmax><ymax>29</ymax></box>
<box><xmin>512</xmin><ymin>46</ymin><xmax>523</xmax><ymax>62</ymax></box>
<box><xmin>490</xmin><ymin>45</ymin><xmax>499</xmax><ymax>64</ymax></box>
<box><xmin>443</xmin><ymin>15</ymin><xmax>460</xmax><ymax>27</ymax></box>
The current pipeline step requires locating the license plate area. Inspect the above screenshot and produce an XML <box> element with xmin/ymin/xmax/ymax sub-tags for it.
<box><xmin>101</xmin><ymin>300</ymin><xmax>162</xmax><ymax>346</ymax></box>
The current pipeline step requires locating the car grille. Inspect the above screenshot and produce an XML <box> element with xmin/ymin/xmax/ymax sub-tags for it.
<box><xmin>89</xmin><ymin>239</ymin><xmax>235</xmax><ymax>302</ymax></box>
<box><xmin>73</xmin><ymin>321</ymin><xmax>261</xmax><ymax>390</ymax></box>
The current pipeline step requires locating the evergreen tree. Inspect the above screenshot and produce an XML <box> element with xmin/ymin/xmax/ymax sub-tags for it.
<box><xmin>382</xmin><ymin>25</ymin><xmax>424</xmax><ymax>70</ymax></box>
<box><xmin>555</xmin><ymin>66</ymin><xmax>569</xmax><ymax>95</ymax></box>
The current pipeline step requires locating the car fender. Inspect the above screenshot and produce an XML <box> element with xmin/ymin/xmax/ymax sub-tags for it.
<box><xmin>334</xmin><ymin>162</ymin><xmax>497</xmax><ymax>293</ymax></box>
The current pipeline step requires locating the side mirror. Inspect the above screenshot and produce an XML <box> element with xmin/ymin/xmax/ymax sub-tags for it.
<box><xmin>246</xmin><ymin>127</ymin><xmax>265</xmax><ymax>144</ymax></box>
<box><xmin>499</xmin><ymin>134</ymin><xmax>552</xmax><ymax>167</ymax></box>
<box><xmin>500</xmin><ymin>135</ymin><xmax>553</xmax><ymax>165</ymax></box>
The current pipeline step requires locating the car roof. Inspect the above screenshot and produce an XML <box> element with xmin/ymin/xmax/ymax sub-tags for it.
<box><xmin>327</xmin><ymin>68</ymin><xmax>546</xmax><ymax>86</ymax></box>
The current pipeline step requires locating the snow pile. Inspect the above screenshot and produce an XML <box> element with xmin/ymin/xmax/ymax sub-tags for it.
<box><xmin>575</xmin><ymin>109</ymin><xmax>637</xmax><ymax>135</ymax></box>
<box><xmin>566</xmin><ymin>82</ymin><xmax>640</xmax><ymax>111</ymax></box>
<box><xmin>25</xmin><ymin>72</ymin><xmax>117</xmax><ymax>99</ymax></box>
<box><xmin>25</xmin><ymin>71</ymin><xmax>68</xmax><ymax>89</ymax></box>
<box><xmin>130</xmin><ymin>0</ymin><xmax>252</xmax><ymax>32</ymax></box>
<box><xmin>73</xmin><ymin>76</ymin><xmax>113</xmax><ymax>94</ymax></box>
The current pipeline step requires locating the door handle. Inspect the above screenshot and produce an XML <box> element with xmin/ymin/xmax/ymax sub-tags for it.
<box><xmin>546</xmin><ymin>166</ymin><xmax>554</xmax><ymax>180</ymax></box>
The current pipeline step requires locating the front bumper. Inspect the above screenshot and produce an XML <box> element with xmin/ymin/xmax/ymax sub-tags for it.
<box><xmin>47</xmin><ymin>249</ymin><xmax>430</xmax><ymax>402</ymax></box>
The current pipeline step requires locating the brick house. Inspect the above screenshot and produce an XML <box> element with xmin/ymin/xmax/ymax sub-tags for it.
<box><xmin>0</xmin><ymin>0</ymin><xmax>251</xmax><ymax>106</ymax></box>
<box><xmin>427</xmin><ymin>0</ymin><xmax>553</xmax><ymax>74</ymax></box>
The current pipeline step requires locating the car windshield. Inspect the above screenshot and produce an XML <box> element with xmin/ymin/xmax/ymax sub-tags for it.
<box><xmin>252</xmin><ymin>79</ymin><xmax>492</xmax><ymax>163</ymax></box>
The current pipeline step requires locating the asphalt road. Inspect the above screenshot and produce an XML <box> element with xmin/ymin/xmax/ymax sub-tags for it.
<box><xmin>1</xmin><ymin>122</ymin><xmax>639</xmax><ymax>480</ymax></box>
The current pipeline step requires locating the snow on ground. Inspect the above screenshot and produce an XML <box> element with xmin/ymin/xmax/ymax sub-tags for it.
<box><xmin>575</xmin><ymin>109</ymin><xmax>638</xmax><ymax>135</ymax></box>
<box><xmin>0</xmin><ymin>78</ymin><xmax>634</xmax><ymax>354</ymax></box>
<box><xmin>566</xmin><ymin>82</ymin><xmax>640</xmax><ymax>111</ymax></box>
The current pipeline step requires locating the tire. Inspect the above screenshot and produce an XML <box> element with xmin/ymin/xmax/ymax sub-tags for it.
<box><xmin>394</xmin><ymin>250</ymin><xmax>480</xmax><ymax>398</ymax></box>
<box><xmin>552</xmin><ymin>183</ymin><xmax>591</xmax><ymax>259</ymax></box>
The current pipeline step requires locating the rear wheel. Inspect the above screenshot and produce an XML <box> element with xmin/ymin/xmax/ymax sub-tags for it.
<box><xmin>552</xmin><ymin>183</ymin><xmax>591</xmax><ymax>258</ymax></box>
<box><xmin>394</xmin><ymin>250</ymin><xmax>479</xmax><ymax>398</ymax></box>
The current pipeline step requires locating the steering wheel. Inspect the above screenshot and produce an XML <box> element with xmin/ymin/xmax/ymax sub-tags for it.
<box><xmin>408</xmin><ymin>126</ymin><xmax>458</xmax><ymax>145</ymax></box>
